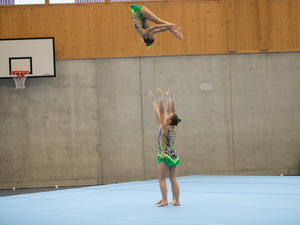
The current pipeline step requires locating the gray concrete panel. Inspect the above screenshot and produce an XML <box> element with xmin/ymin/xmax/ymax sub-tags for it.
<box><xmin>142</xmin><ymin>55</ymin><xmax>234</xmax><ymax>176</ymax></box>
<box><xmin>231</xmin><ymin>53</ymin><xmax>300</xmax><ymax>174</ymax></box>
<box><xmin>26</xmin><ymin>60</ymin><xmax>100</xmax><ymax>182</ymax></box>
<box><xmin>96</xmin><ymin>58</ymin><xmax>145</xmax><ymax>184</ymax></box>
<box><xmin>0</xmin><ymin>85</ymin><xmax>29</xmax><ymax>183</ymax></box>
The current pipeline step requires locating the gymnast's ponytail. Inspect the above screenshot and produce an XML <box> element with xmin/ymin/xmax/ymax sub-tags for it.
<box><xmin>170</xmin><ymin>113</ymin><xmax>181</xmax><ymax>126</ymax></box>
<box><xmin>143</xmin><ymin>37</ymin><xmax>155</xmax><ymax>47</ymax></box>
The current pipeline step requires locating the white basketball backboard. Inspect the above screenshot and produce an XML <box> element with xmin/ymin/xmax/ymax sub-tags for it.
<box><xmin>0</xmin><ymin>37</ymin><xmax>56</xmax><ymax>78</ymax></box>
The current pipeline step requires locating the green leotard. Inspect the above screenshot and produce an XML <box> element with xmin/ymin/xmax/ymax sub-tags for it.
<box><xmin>130</xmin><ymin>4</ymin><xmax>150</xmax><ymax>37</ymax></box>
<box><xmin>157</xmin><ymin>127</ymin><xmax>180</xmax><ymax>166</ymax></box>
<box><xmin>130</xmin><ymin>4</ymin><xmax>144</xmax><ymax>18</ymax></box>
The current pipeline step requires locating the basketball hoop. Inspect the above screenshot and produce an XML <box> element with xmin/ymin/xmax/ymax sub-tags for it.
<box><xmin>10</xmin><ymin>70</ymin><xmax>29</xmax><ymax>90</ymax></box>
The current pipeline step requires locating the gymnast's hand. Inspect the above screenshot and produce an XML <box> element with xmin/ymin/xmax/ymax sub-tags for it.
<box><xmin>148</xmin><ymin>90</ymin><xmax>155</xmax><ymax>100</ymax></box>
<box><xmin>157</xmin><ymin>88</ymin><xmax>163</xmax><ymax>95</ymax></box>
<box><xmin>168</xmin><ymin>87</ymin><xmax>173</xmax><ymax>96</ymax></box>
<box><xmin>165</xmin><ymin>90</ymin><xmax>169</xmax><ymax>98</ymax></box>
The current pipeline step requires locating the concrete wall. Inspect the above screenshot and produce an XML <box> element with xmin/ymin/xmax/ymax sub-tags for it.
<box><xmin>1</xmin><ymin>52</ymin><xmax>300</xmax><ymax>189</ymax></box>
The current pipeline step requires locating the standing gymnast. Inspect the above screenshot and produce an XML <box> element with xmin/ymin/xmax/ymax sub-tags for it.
<box><xmin>149</xmin><ymin>88</ymin><xmax>181</xmax><ymax>207</ymax></box>
<box><xmin>130</xmin><ymin>4</ymin><xmax>183</xmax><ymax>48</ymax></box>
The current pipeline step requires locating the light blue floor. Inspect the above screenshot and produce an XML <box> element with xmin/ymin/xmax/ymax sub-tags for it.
<box><xmin>1</xmin><ymin>175</ymin><xmax>300</xmax><ymax>225</ymax></box>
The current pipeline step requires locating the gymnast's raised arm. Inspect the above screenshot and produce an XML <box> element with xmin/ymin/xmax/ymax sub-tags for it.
<box><xmin>169</xmin><ymin>89</ymin><xmax>175</xmax><ymax>114</ymax></box>
<box><xmin>157</xmin><ymin>88</ymin><xmax>166</xmax><ymax>127</ymax></box>
<box><xmin>166</xmin><ymin>87</ymin><xmax>175</xmax><ymax>114</ymax></box>
<box><xmin>149</xmin><ymin>90</ymin><xmax>160</xmax><ymax>126</ymax></box>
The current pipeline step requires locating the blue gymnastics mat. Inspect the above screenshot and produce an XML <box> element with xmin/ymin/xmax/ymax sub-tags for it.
<box><xmin>1</xmin><ymin>175</ymin><xmax>300</xmax><ymax>225</ymax></box>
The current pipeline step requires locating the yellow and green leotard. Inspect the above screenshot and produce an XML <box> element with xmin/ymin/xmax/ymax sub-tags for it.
<box><xmin>130</xmin><ymin>4</ymin><xmax>150</xmax><ymax>37</ymax></box>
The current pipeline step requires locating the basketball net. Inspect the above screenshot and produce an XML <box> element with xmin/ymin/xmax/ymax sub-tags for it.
<box><xmin>10</xmin><ymin>71</ymin><xmax>29</xmax><ymax>90</ymax></box>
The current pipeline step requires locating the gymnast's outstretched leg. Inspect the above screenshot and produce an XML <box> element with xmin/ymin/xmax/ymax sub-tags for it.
<box><xmin>140</xmin><ymin>7</ymin><xmax>183</xmax><ymax>40</ymax></box>
<box><xmin>140</xmin><ymin>7</ymin><xmax>169</xmax><ymax>24</ymax></box>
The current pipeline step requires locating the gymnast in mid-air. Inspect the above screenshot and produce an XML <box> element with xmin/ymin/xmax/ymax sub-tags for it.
<box><xmin>130</xmin><ymin>4</ymin><xmax>183</xmax><ymax>48</ymax></box>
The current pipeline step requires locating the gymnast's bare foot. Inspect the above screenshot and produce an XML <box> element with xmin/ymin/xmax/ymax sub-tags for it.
<box><xmin>156</xmin><ymin>199</ymin><xmax>163</xmax><ymax>205</ymax></box>
<box><xmin>157</xmin><ymin>200</ymin><xmax>169</xmax><ymax>207</ymax></box>
<box><xmin>174</xmin><ymin>22</ymin><xmax>183</xmax><ymax>40</ymax></box>
<box><xmin>170</xmin><ymin>199</ymin><xmax>180</xmax><ymax>206</ymax></box>
<box><xmin>170</xmin><ymin>27</ymin><xmax>183</xmax><ymax>40</ymax></box>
